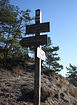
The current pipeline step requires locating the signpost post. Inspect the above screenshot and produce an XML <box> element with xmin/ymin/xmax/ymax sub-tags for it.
<box><xmin>19</xmin><ymin>9</ymin><xmax>50</xmax><ymax>105</ymax></box>
<box><xmin>34</xmin><ymin>9</ymin><xmax>42</xmax><ymax>105</ymax></box>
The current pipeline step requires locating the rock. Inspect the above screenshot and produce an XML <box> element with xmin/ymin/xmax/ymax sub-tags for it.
<box><xmin>0</xmin><ymin>67</ymin><xmax>77</xmax><ymax>105</ymax></box>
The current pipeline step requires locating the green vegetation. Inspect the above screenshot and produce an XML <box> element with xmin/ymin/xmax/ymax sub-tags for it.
<box><xmin>66</xmin><ymin>64</ymin><xmax>77</xmax><ymax>86</ymax></box>
<box><xmin>0</xmin><ymin>0</ymin><xmax>33</xmax><ymax>68</ymax></box>
<box><xmin>66</xmin><ymin>64</ymin><xmax>77</xmax><ymax>80</ymax></box>
<box><xmin>42</xmin><ymin>37</ymin><xmax>63</xmax><ymax>73</ymax></box>
<box><xmin>29</xmin><ymin>37</ymin><xmax>63</xmax><ymax>73</ymax></box>
<box><xmin>0</xmin><ymin>0</ymin><xmax>63</xmax><ymax>73</ymax></box>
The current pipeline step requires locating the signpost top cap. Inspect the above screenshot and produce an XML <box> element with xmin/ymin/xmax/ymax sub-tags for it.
<box><xmin>36</xmin><ymin>9</ymin><xmax>41</xmax><ymax>11</ymax></box>
<box><xmin>36</xmin><ymin>9</ymin><xmax>41</xmax><ymax>16</ymax></box>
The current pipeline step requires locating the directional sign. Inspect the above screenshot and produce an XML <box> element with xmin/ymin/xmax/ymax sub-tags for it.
<box><xmin>20</xmin><ymin>35</ymin><xmax>47</xmax><ymax>47</ymax></box>
<box><xmin>19</xmin><ymin>9</ymin><xmax>50</xmax><ymax>105</ymax></box>
<box><xmin>26</xmin><ymin>22</ymin><xmax>50</xmax><ymax>34</ymax></box>
<box><xmin>37</xmin><ymin>47</ymin><xmax>46</xmax><ymax>61</ymax></box>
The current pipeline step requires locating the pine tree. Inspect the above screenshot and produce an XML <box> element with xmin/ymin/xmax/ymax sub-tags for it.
<box><xmin>0</xmin><ymin>0</ymin><xmax>32</xmax><ymax>58</ymax></box>
<box><xmin>42</xmin><ymin>37</ymin><xmax>63</xmax><ymax>73</ymax></box>
<box><xmin>29</xmin><ymin>37</ymin><xmax>63</xmax><ymax>73</ymax></box>
<box><xmin>66</xmin><ymin>64</ymin><xmax>77</xmax><ymax>86</ymax></box>
<box><xmin>66</xmin><ymin>64</ymin><xmax>77</xmax><ymax>79</ymax></box>
<box><xmin>0</xmin><ymin>0</ymin><xmax>33</xmax><ymax>67</ymax></box>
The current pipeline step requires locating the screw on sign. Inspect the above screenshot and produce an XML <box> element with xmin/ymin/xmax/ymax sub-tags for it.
<box><xmin>19</xmin><ymin>9</ymin><xmax>50</xmax><ymax>105</ymax></box>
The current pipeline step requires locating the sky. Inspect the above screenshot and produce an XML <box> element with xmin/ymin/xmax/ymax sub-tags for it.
<box><xmin>11</xmin><ymin>0</ymin><xmax>77</xmax><ymax>76</ymax></box>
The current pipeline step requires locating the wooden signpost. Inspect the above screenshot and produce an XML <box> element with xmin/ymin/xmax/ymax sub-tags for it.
<box><xmin>20</xmin><ymin>35</ymin><xmax>47</xmax><ymax>47</ymax></box>
<box><xmin>20</xmin><ymin>9</ymin><xmax>50</xmax><ymax>105</ymax></box>
<box><xmin>26</xmin><ymin>22</ymin><xmax>50</xmax><ymax>34</ymax></box>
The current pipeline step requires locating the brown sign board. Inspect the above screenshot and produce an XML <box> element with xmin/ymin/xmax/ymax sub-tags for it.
<box><xmin>20</xmin><ymin>35</ymin><xmax>47</xmax><ymax>47</ymax></box>
<box><xmin>26</xmin><ymin>22</ymin><xmax>50</xmax><ymax>34</ymax></box>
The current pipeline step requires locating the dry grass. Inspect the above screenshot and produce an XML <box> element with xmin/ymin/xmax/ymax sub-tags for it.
<box><xmin>12</xmin><ymin>66</ymin><xmax>24</xmax><ymax>75</ymax></box>
<box><xmin>68</xmin><ymin>86</ymin><xmax>77</xmax><ymax>97</ymax></box>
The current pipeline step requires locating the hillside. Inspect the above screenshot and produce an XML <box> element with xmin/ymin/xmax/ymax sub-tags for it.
<box><xmin>0</xmin><ymin>65</ymin><xmax>77</xmax><ymax>105</ymax></box>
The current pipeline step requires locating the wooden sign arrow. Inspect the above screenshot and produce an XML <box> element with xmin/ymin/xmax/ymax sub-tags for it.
<box><xmin>37</xmin><ymin>47</ymin><xmax>46</xmax><ymax>61</ymax></box>
<box><xmin>26</xmin><ymin>22</ymin><xmax>50</xmax><ymax>34</ymax></box>
<box><xmin>20</xmin><ymin>35</ymin><xmax>47</xmax><ymax>47</ymax></box>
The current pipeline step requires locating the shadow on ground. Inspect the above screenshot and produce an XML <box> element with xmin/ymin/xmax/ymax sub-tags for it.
<box><xmin>17</xmin><ymin>88</ymin><xmax>34</xmax><ymax>102</ymax></box>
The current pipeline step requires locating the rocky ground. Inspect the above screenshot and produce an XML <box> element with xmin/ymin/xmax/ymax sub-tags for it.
<box><xmin>0</xmin><ymin>65</ymin><xmax>77</xmax><ymax>105</ymax></box>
